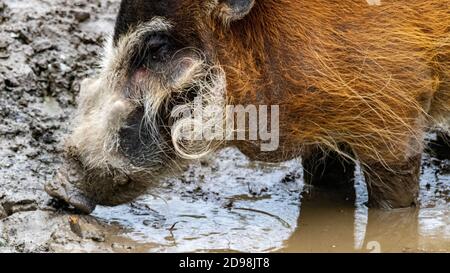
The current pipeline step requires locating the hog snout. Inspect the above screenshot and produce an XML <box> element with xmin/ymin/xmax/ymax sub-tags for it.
<box><xmin>45</xmin><ymin>76</ymin><xmax>155</xmax><ymax>213</ymax></box>
<box><xmin>45</xmin><ymin>154</ymin><xmax>97</xmax><ymax>214</ymax></box>
<box><xmin>46</xmin><ymin>151</ymin><xmax>150</xmax><ymax>214</ymax></box>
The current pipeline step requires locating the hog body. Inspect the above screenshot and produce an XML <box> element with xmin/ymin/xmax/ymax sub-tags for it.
<box><xmin>46</xmin><ymin>0</ymin><xmax>450</xmax><ymax>213</ymax></box>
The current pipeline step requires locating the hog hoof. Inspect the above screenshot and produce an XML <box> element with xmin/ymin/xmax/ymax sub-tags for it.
<box><xmin>45</xmin><ymin>171</ymin><xmax>96</xmax><ymax>214</ymax></box>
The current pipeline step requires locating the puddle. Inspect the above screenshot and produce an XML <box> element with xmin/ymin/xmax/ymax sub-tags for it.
<box><xmin>92</xmin><ymin>147</ymin><xmax>449</xmax><ymax>253</ymax></box>
<box><xmin>94</xmin><ymin>148</ymin><xmax>303</xmax><ymax>252</ymax></box>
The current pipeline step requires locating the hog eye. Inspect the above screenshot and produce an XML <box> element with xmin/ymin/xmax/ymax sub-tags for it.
<box><xmin>129</xmin><ymin>33</ymin><xmax>176</xmax><ymax>73</ymax></box>
<box><xmin>146</xmin><ymin>33</ymin><xmax>171</xmax><ymax>63</ymax></box>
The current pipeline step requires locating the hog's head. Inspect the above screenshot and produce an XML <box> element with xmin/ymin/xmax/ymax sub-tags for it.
<box><xmin>45</xmin><ymin>0</ymin><xmax>256</xmax><ymax>213</ymax></box>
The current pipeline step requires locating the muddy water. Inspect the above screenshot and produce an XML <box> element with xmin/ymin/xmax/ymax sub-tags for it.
<box><xmin>92</xmin><ymin>146</ymin><xmax>449</xmax><ymax>253</ymax></box>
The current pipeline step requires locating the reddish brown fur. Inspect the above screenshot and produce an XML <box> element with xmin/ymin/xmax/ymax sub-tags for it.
<box><xmin>209</xmin><ymin>0</ymin><xmax>450</xmax><ymax>167</ymax></box>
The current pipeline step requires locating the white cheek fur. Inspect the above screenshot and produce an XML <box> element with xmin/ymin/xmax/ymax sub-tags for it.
<box><xmin>68</xmin><ymin>20</ymin><xmax>227</xmax><ymax>172</ymax></box>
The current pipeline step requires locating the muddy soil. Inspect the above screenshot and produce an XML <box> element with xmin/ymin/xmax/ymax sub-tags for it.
<box><xmin>0</xmin><ymin>0</ymin><xmax>448</xmax><ymax>253</ymax></box>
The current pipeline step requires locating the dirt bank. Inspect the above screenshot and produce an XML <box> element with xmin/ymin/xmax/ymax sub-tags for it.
<box><xmin>0</xmin><ymin>0</ymin><xmax>120</xmax><ymax>251</ymax></box>
<box><xmin>0</xmin><ymin>0</ymin><xmax>448</xmax><ymax>253</ymax></box>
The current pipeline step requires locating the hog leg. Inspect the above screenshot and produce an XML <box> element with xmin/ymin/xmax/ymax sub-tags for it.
<box><xmin>301</xmin><ymin>145</ymin><xmax>356</xmax><ymax>201</ymax></box>
<box><xmin>360</xmin><ymin>154</ymin><xmax>421</xmax><ymax>209</ymax></box>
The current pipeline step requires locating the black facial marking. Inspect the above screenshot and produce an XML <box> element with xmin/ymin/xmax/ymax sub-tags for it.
<box><xmin>113</xmin><ymin>0</ymin><xmax>181</xmax><ymax>44</ymax></box>
<box><xmin>114</xmin><ymin>0</ymin><xmax>207</xmax><ymax>75</ymax></box>
<box><xmin>119</xmin><ymin>107</ymin><xmax>169</xmax><ymax>168</ymax></box>
<box><xmin>118</xmin><ymin>80</ymin><xmax>203</xmax><ymax>168</ymax></box>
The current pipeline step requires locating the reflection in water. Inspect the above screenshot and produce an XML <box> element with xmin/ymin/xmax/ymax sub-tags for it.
<box><xmin>94</xmin><ymin>148</ymin><xmax>449</xmax><ymax>253</ymax></box>
<box><xmin>284</xmin><ymin>189</ymin><xmax>357</xmax><ymax>252</ymax></box>
<box><xmin>284</xmin><ymin>144</ymin><xmax>449</xmax><ymax>253</ymax></box>
<box><xmin>286</xmin><ymin>194</ymin><xmax>422</xmax><ymax>253</ymax></box>
<box><xmin>363</xmin><ymin>209</ymin><xmax>419</xmax><ymax>252</ymax></box>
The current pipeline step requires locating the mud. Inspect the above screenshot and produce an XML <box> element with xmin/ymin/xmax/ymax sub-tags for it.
<box><xmin>0</xmin><ymin>0</ymin><xmax>448</xmax><ymax>253</ymax></box>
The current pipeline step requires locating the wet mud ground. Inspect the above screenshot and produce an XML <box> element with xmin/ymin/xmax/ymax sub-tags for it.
<box><xmin>0</xmin><ymin>0</ymin><xmax>448</xmax><ymax>253</ymax></box>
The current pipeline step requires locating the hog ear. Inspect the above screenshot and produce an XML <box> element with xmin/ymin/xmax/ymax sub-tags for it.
<box><xmin>216</xmin><ymin>0</ymin><xmax>255</xmax><ymax>22</ymax></box>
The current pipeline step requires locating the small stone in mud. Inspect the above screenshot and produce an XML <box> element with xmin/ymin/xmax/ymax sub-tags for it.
<box><xmin>69</xmin><ymin>216</ymin><xmax>83</xmax><ymax>237</ymax></box>
<box><xmin>73</xmin><ymin>10</ymin><xmax>90</xmax><ymax>22</ymax></box>
<box><xmin>32</xmin><ymin>39</ymin><xmax>54</xmax><ymax>53</ymax></box>
<box><xmin>68</xmin><ymin>216</ymin><xmax>105</xmax><ymax>242</ymax></box>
